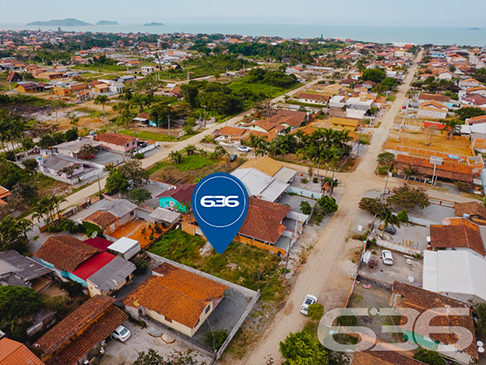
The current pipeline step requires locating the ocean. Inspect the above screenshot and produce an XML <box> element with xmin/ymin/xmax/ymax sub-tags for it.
<box><xmin>1</xmin><ymin>22</ymin><xmax>485</xmax><ymax>46</ymax></box>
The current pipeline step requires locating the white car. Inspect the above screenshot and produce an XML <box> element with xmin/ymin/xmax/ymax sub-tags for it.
<box><xmin>237</xmin><ymin>145</ymin><xmax>252</xmax><ymax>152</ymax></box>
<box><xmin>381</xmin><ymin>250</ymin><xmax>394</xmax><ymax>265</ymax></box>
<box><xmin>112</xmin><ymin>325</ymin><xmax>131</xmax><ymax>342</ymax></box>
<box><xmin>299</xmin><ymin>294</ymin><xmax>318</xmax><ymax>315</ymax></box>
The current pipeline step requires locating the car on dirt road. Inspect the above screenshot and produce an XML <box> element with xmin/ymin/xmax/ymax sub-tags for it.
<box><xmin>237</xmin><ymin>145</ymin><xmax>252</xmax><ymax>152</ymax></box>
<box><xmin>381</xmin><ymin>250</ymin><xmax>394</xmax><ymax>265</ymax></box>
<box><xmin>112</xmin><ymin>325</ymin><xmax>131</xmax><ymax>342</ymax></box>
<box><xmin>299</xmin><ymin>294</ymin><xmax>318</xmax><ymax>315</ymax></box>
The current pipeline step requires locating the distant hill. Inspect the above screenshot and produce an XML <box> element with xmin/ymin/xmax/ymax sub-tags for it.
<box><xmin>96</xmin><ymin>20</ymin><xmax>118</xmax><ymax>25</ymax></box>
<box><xmin>144</xmin><ymin>22</ymin><xmax>164</xmax><ymax>26</ymax></box>
<box><xmin>27</xmin><ymin>18</ymin><xmax>91</xmax><ymax>26</ymax></box>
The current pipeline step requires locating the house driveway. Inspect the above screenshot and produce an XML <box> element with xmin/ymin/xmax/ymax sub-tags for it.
<box><xmin>100</xmin><ymin>320</ymin><xmax>213</xmax><ymax>365</ymax></box>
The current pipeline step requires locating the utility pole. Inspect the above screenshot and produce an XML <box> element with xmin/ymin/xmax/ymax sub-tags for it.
<box><xmin>168</xmin><ymin>116</ymin><xmax>171</xmax><ymax>136</ymax></box>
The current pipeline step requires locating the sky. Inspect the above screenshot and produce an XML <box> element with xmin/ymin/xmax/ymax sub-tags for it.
<box><xmin>1</xmin><ymin>0</ymin><xmax>485</xmax><ymax>27</ymax></box>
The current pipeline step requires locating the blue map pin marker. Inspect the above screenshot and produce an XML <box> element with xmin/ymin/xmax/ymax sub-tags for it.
<box><xmin>192</xmin><ymin>172</ymin><xmax>249</xmax><ymax>254</ymax></box>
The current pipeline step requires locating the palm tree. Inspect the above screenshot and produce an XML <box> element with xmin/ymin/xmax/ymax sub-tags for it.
<box><xmin>379</xmin><ymin>207</ymin><xmax>400</xmax><ymax>229</ymax></box>
<box><xmin>169</xmin><ymin>150</ymin><xmax>182</xmax><ymax>164</ymax></box>
<box><xmin>440</xmin><ymin>118</ymin><xmax>462</xmax><ymax>140</ymax></box>
<box><xmin>94</xmin><ymin>95</ymin><xmax>109</xmax><ymax>115</ymax></box>
<box><xmin>184</xmin><ymin>145</ymin><xmax>197</xmax><ymax>156</ymax></box>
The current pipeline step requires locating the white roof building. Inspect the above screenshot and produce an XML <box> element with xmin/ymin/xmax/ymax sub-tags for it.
<box><xmin>231</xmin><ymin>168</ymin><xmax>288</xmax><ymax>202</ymax></box>
<box><xmin>423</xmin><ymin>250</ymin><xmax>486</xmax><ymax>303</ymax></box>
<box><xmin>107</xmin><ymin>237</ymin><xmax>141</xmax><ymax>260</ymax></box>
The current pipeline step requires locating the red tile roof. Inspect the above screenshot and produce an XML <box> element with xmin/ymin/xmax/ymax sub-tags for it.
<box><xmin>429</xmin><ymin>217</ymin><xmax>485</xmax><ymax>256</ymax></box>
<box><xmin>0</xmin><ymin>338</ymin><xmax>44</xmax><ymax>365</ymax></box>
<box><xmin>352</xmin><ymin>350</ymin><xmax>426</xmax><ymax>365</ymax></box>
<box><xmin>157</xmin><ymin>184</ymin><xmax>195</xmax><ymax>204</ymax></box>
<box><xmin>0</xmin><ymin>186</ymin><xmax>10</xmax><ymax>200</ymax></box>
<box><xmin>454</xmin><ymin>202</ymin><xmax>486</xmax><ymax>221</ymax></box>
<box><xmin>95</xmin><ymin>132</ymin><xmax>135</xmax><ymax>146</ymax></box>
<box><xmin>123</xmin><ymin>262</ymin><xmax>227</xmax><ymax>329</ymax></box>
<box><xmin>34</xmin><ymin>295</ymin><xmax>123</xmax><ymax>355</ymax></box>
<box><xmin>392</xmin><ymin>281</ymin><xmax>478</xmax><ymax>359</ymax></box>
<box><xmin>71</xmin><ymin>252</ymin><xmax>116</xmax><ymax>280</ymax></box>
<box><xmin>419</xmin><ymin>93</ymin><xmax>450</xmax><ymax>103</ymax></box>
<box><xmin>35</xmin><ymin>236</ymin><xmax>101</xmax><ymax>272</ymax></box>
<box><xmin>42</xmin><ymin>305</ymin><xmax>126</xmax><ymax>365</ymax></box>
<box><xmin>83</xmin><ymin>210</ymin><xmax>118</xmax><ymax>229</ymax></box>
<box><xmin>239</xmin><ymin>197</ymin><xmax>291</xmax><ymax>244</ymax></box>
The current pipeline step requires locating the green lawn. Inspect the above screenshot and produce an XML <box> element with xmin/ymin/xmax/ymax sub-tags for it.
<box><xmin>149</xmin><ymin>230</ymin><xmax>284</xmax><ymax>302</ymax></box>
<box><xmin>73</xmin><ymin>64</ymin><xmax>133</xmax><ymax>73</ymax></box>
<box><xmin>117</xmin><ymin>129</ymin><xmax>176</xmax><ymax>142</ymax></box>
<box><xmin>174</xmin><ymin>155</ymin><xmax>217</xmax><ymax>172</ymax></box>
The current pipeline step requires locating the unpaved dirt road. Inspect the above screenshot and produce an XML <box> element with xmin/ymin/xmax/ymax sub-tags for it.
<box><xmin>238</xmin><ymin>50</ymin><xmax>425</xmax><ymax>365</ymax></box>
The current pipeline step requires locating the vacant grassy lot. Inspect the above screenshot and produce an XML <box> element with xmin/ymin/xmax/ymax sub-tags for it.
<box><xmin>149</xmin><ymin>230</ymin><xmax>284</xmax><ymax>302</ymax></box>
<box><xmin>149</xmin><ymin>154</ymin><xmax>245</xmax><ymax>184</ymax></box>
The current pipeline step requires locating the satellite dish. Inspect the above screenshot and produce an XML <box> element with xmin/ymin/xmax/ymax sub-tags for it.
<box><xmin>90</xmin><ymin>231</ymin><xmax>98</xmax><ymax>238</ymax></box>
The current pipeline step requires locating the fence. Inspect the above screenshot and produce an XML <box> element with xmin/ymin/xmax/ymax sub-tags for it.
<box><xmin>288</xmin><ymin>186</ymin><xmax>323</xmax><ymax>199</ymax></box>
<box><xmin>136</xmin><ymin>142</ymin><xmax>159</xmax><ymax>154</ymax></box>
<box><xmin>375</xmin><ymin>239</ymin><xmax>422</xmax><ymax>256</ymax></box>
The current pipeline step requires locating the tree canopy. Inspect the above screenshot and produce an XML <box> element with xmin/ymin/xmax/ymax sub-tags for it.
<box><xmin>279</xmin><ymin>331</ymin><xmax>328</xmax><ymax>365</ymax></box>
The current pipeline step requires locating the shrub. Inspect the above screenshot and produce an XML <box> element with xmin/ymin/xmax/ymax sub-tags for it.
<box><xmin>134</xmin><ymin>152</ymin><xmax>145</xmax><ymax>159</ymax></box>
<box><xmin>377</xmin><ymin>165</ymin><xmax>391</xmax><ymax>175</ymax></box>
<box><xmin>130</xmin><ymin>253</ymin><xmax>152</xmax><ymax>275</ymax></box>
<box><xmin>301</xmin><ymin>178</ymin><xmax>309</xmax><ymax>184</ymax></box>
<box><xmin>60</xmin><ymin>281</ymin><xmax>85</xmax><ymax>297</ymax></box>
<box><xmin>82</xmin><ymin>221</ymin><xmax>103</xmax><ymax>237</ymax></box>
<box><xmin>203</xmin><ymin>329</ymin><xmax>228</xmax><ymax>350</ymax></box>
<box><xmin>300</xmin><ymin>201</ymin><xmax>312</xmax><ymax>215</ymax></box>
<box><xmin>308</xmin><ymin>303</ymin><xmax>324</xmax><ymax>321</ymax></box>
<box><xmin>312</xmin><ymin>177</ymin><xmax>318</xmax><ymax>183</ymax></box>
<box><xmin>397</xmin><ymin>208</ymin><xmax>409</xmax><ymax>223</ymax></box>
<box><xmin>23</xmin><ymin>158</ymin><xmax>38</xmax><ymax>172</ymax></box>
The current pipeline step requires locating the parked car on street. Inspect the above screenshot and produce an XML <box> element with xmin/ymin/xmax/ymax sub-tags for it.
<box><xmin>381</xmin><ymin>250</ymin><xmax>394</xmax><ymax>265</ymax></box>
<box><xmin>379</xmin><ymin>224</ymin><xmax>397</xmax><ymax>235</ymax></box>
<box><xmin>237</xmin><ymin>145</ymin><xmax>252</xmax><ymax>152</ymax></box>
<box><xmin>299</xmin><ymin>294</ymin><xmax>318</xmax><ymax>315</ymax></box>
<box><xmin>112</xmin><ymin>325</ymin><xmax>131</xmax><ymax>342</ymax></box>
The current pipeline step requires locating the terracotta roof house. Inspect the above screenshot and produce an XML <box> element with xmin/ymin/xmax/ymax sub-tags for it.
<box><xmin>352</xmin><ymin>350</ymin><xmax>426</xmax><ymax>365</ymax></box>
<box><xmin>341</xmin><ymin>78</ymin><xmax>354</xmax><ymax>86</ymax></box>
<box><xmin>94</xmin><ymin>132</ymin><xmax>137</xmax><ymax>153</ymax></box>
<box><xmin>391</xmin><ymin>281</ymin><xmax>478</xmax><ymax>363</ymax></box>
<box><xmin>35</xmin><ymin>236</ymin><xmax>101</xmax><ymax>273</ymax></box>
<box><xmin>418</xmin><ymin>100</ymin><xmax>448</xmax><ymax>119</ymax></box>
<box><xmin>0</xmin><ymin>338</ymin><xmax>44</xmax><ymax>365</ymax></box>
<box><xmin>33</xmin><ymin>295</ymin><xmax>127</xmax><ymax>365</ymax></box>
<box><xmin>157</xmin><ymin>184</ymin><xmax>195</xmax><ymax>213</ymax></box>
<box><xmin>454</xmin><ymin>201</ymin><xmax>486</xmax><ymax>224</ymax></box>
<box><xmin>0</xmin><ymin>186</ymin><xmax>10</xmax><ymax>206</ymax></box>
<box><xmin>465</xmin><ymin>115</ymin><xmax>486</xmax><ymax>125</ymax></box>
<box><xmin>429</xmin><ymin>217</ymin><xmax>485</xmax><ymax>256</ymax></box>
<box><xmin>6</xmin><ymin>71</ymin><xmax>22</xmax><ymax>82</ymax></box>
<box><xmin>296</xmin><ymin>92</ymin><xmax>330</xmax><ymax>105</ymax></box>
<box><xmin>238</xmin><ymin>197</ymin><xmax>291</xmax><ymax>244</ymax></box>
<box><xmin>83</xmin><ymin>210</ymin><xmax>119</xmax><ymax>234</ymax></box>
<box><xmin>394</xmin><ymin>154</ymin><xmax>482</xmax><ymax>184</ymax></box>
<box><xmin>123</xmin><ymin>262</ymin><xmax>228</xmax><ymax>337</ymax></box>
<box><xmin>419</xmin><ymin>93</ymin><xmax>450</xmax><ymax>104</ymax></box>
<box><xmin>214</xmin><ymin>126</ymin><xmax>248</xmax><ymax>142</ymax></box>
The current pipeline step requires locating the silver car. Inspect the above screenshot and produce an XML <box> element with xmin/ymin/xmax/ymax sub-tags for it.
<box><xmin>381</xmin><ymin>250</ymin><xmax>394</xmax><ymax>265</ymax></box>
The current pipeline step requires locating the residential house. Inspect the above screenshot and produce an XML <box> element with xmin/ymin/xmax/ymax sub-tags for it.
<box><xmin>418</xmin><ymin>100</ymin><xmax>448</xmax><ymax>119</ymax></box>
<box><xmin>51</xmin><ymin>139</ymin><xmax>102</xmax><ymax>159</ymax></box>
<box><xmin>395</xmin><ymin>154</ymin><xmax>483</xmax><ymax>184</ymax></box>
<box><xmin>123</xmin><ymin>262</ymin><xmax>228</xmax><ymax>337</ymax></box>
<box><xmin>419</xmin><ymin>93</ymin><xmax>450</xmax><ymax>104</ymax></box>
<box><xmin>428</xmin><ymin>217</ymin><xmax>485</xmax><ymax>257</ymax></box>
<box><xmin>94</xmin><ymin>132</ymin><xmax>137</xmax><ymax>153</ymax></box>
<box><xmin>295</xmin><ymin>92</ymin><xmax>329</xmax><ymax>106</ymax></box>
<box><xmin>0</xmin><ymin>338</ymin><xmax>45</xmax><ymax>365</ymax></box>
<box><xmin>37</xmin><ymin>155</ymin><xmax>84</xmax><ymax>179</ymax></box>
<box><xmin>157</xmin><ymin>184</ymin><xmax>195</xmax><ymax>213</ymax></box>
<box><xmin>268</xmin><ymin>110</ymin><xmax>308</xmax><ymax>129</ymax></box>
<box><xmin>423</xmin><ymin>250</ymin><xmax>486</xmax><ymax>304</ymax></box>
<box><xmin>214</xmin><ymin>126</ymin><xmax>249</xmax><ymax>143</ymax></box>
<box><xmin>329</xmin><ymin>117</ymin><xmax>359</xmax><ymax>132</ymax></box>
<box><xmin>454</xmin><ymin>201</ymin><xmax>486</xmax><ymax>224</ymax></box>
<box><xmin>341</xmin><ymin>78</ymin><xmax>354</xmax><ymax>87</ymax></box>
<box><xmin>436</xmin><ymin>70</ymin><xmax>455</xmax><ymax>80</ymax></box>
<box><xmin>133</xmin><ymin>112</ymin><xmax>157</xmax><ymax>127</ymax></box>
<box><xmin>329</xmin><ymin>95</ymin><xmax>346</xmax><ymax>108</ymax></box>
<box><xmin>35</xmin><ymin>235</ymin><xmax>135</xmax><ymax>296</ymax></box>
<box><xmin>33</xmin><ymin>295</ymin><xmax>127</xmax><ymax>365</ymax></box>
<box><xmin>352</xmin><ymin>350</ymin><xmax>427</xmax><ymax>365</ymax></box>
<box><xmin>53</xmin><ymin>86</ymin><xmax>71</xmax><ymax>97</ymax></box>
<box><xmin>461</xmin><ymin>94</ymin><xmax>486</xmax><ymax>107</ymax></box>
<box><xmin>239</xmin><ymin>156</ymin><xmax>296</xmax><ymax>183</ymax></box>
<box><xmin>231</xmin><ymin>168</ymin><xmax>289</xmax><ymax>202</ymax></box>
<box><xmin>81</xmin><ymin>199</ymin><xmax>138</xmax><ymax>235</ymax></box>
<box><xmin>6</xmin><ymin>71</ymin><xmax>22</xmax><ymax>82</ymax></box>
<box><xmin>459</xmin><ymin>78</ymin><xmax>483</xmax><ymax>89</ymax></box>
<box><xmin>390</xmin><ymin>281</ymin><xmax>478</xmax><ymax>365</ymax></box>
<box><xmin>465</xmin><ymin>115</ymin><xmax>486</xmax><ymax>125</ymax></box>
<box><xmin>0</xmin><ymin>250</ymin><xmax>53</xmax><ymax>292</ymax></box>
<box><xmin>35</xmin><ymin>235</ymin><xmax>101</xmax><ymax>281</ymax></box>
<box><xmin>465</xmin><ymin>86</ymin><xmax>486</xmax><ymax>98</ymax></box>
<box><xmin>16</xmin><ymin>82</ymin><xmax>44</xmax><ymax>93</ymax></box>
